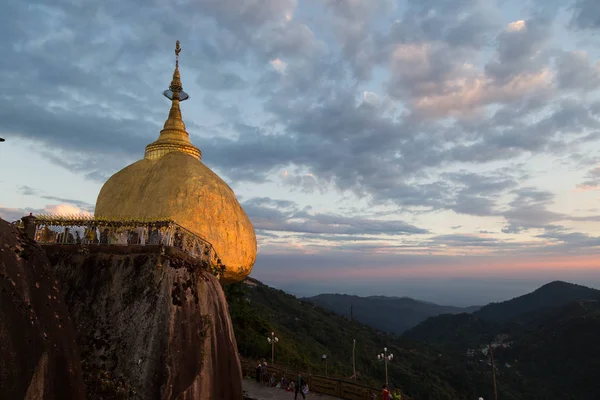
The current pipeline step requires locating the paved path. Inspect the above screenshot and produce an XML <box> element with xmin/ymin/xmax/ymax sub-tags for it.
<box><xmin>242</xmin><ymin>379</ymin><xmax>343</xmax><ymax>400</ymax></box>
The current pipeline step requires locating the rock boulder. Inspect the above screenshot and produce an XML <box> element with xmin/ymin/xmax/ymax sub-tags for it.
<box><xmin>0</xmin><ymin>218</ymin><xmax>86</xmax><ymax>399</ymax></box>
<box><xmin>46</xmin><ymin>245</ymin><xmax>243</xmax><ymax>400</ymax></box>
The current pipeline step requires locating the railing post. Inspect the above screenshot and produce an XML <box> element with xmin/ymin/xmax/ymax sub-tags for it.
<box><xmin>166</xmin><ymin>224</ymin><xmax>175</xmax><ymax>246</ymax></box>
<box><xmin>21</xmin><ymin>213</ymin><xmax>37</xmax><ymax>240</ymax></box>
<box><xmin>34</xmin><ymin>224</ymin><xmax>40</xmax><ymax>242</ymax></box>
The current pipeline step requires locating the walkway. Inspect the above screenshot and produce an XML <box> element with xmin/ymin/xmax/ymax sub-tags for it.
<box><xmin>242</xmin><ymin>379</ymin><xmax>343</xmax><ymax>400</ymax></box>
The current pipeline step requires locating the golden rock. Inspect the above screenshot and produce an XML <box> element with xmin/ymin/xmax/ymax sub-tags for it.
<box><xmin>94</xmin><ymin>41</ymin><xmax>256</xmax><ymax>283</ymax></box>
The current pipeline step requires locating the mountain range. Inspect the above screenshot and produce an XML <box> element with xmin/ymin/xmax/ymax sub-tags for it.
<box><xmin>304</xmin><ymin>293</ymin><xmax>480</xmax><ymax>334</ymax></box>
<box><xmin>227</xmin><ymin>279</ymin><xmax>600</xmax><ymax>399</ymax></box>
<box><xmin>225</xmin><ymin>278</ymin><xmax>490</xmax><ymax>399</ymax></box>
<box><xmin>402</xmin><ymin>281</ymin><xmax>600</xmax><ymax>399</ymax></box>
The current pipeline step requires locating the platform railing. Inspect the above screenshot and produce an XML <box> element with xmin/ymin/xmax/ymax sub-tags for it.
<box><xmin>23</xmin><ymin>214</ymin><xmax>224</xmax><ymax>272</ymax></box>
<box><xmin>240</xmin><ymin>358</ymin><xmax>411</xmax><ymax>400</ymax></box>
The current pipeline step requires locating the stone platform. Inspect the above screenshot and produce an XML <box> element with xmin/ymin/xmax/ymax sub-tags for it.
<box><xmin>242</xmin><ymin>379</ymin><xmax>343</xmax><ymax>400</ymax></box>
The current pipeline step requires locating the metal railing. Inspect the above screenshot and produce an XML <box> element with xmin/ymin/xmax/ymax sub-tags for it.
<box><xmin>27</xmin><ymin>214</ymin><xmax>224</xmax><ymax>270</ymax></box>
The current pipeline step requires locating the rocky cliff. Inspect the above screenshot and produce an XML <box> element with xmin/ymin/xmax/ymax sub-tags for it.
<box><xmin>45</xmin><ymin>244</ymin><xmax>243</xmax><ymax>400</ymax></box>
<box><xmin>0</xmin><ymin>219</ymin><xmax>86</xmax><ymax>399</ymax></box>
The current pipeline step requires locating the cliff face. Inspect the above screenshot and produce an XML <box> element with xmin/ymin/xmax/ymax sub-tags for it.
<box><xmin>45</xmin><ymin>245</ymin><xmax>243</xmax><ymax>400</ymax></box>
<box><xmin>0</xmin><ymin>219</ymin><xmax>86</xmax><ymax>400</ymax></box>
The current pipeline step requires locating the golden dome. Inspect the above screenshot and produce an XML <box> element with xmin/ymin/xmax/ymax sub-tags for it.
<box><xmin>94</xmin><ymin>41</ymin><xmax>256</xmax><ymax>283</ymax></box>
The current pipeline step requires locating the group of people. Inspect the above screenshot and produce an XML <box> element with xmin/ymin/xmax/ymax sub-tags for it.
<box><xmin>254</xmin><ymin>359</ymin><xmax>309</xmax><ymax>399</ymax></box>
<box><xmin>254</xmin><ymin>359</ymin><xmax>407</xmax><ymax>400</ymax></box>
<box><xmin>381</xmin><ymin>384</ymin><xmax>402</xmax><ymax>400</ymax></box>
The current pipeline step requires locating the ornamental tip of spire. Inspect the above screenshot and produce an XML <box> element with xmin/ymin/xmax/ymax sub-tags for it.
<box><xmin>157</xmin><ymin>40</ymin><xmax>189</xmax><ymax>137</ymax></box>
<box><xmin>175</xmin><ymin>40</ymin><xmax>181</xmax><ymax>67</ymax></box>
<box><xmin>163</xmin><ymin>40</ymin><xmax>189</xmax><ymax>102</ymax></box>
<box><xmin>145</xmin><ymin>40</ymin><xmax>201</xmax><ymax>161</ymax></box>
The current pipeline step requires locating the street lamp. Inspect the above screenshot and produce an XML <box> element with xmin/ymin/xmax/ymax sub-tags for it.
<box><xmin>322</xmin><ymin>354</ymin><xmax>328</xmax><ymax>377</ymax></box>
<box><xmin>266</xmin><ymin>331</ymin><xmax>279</xmax><ymax>363</ymax></box>
<box><xmin>377</xmin><ymin>347</ymin><xmax>394</xmax><ymax>386</ymax></box>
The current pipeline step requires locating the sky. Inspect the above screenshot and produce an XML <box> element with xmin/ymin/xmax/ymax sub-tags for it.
<box><xmin>2</xmin><ymin>0</ymin><xmax>600</xmax><ymax>306</ymax></box>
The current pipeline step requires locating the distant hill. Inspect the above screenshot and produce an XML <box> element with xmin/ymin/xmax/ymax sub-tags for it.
<box><xmin>490</xmin><ymin>299</ymin><xmax>600</xmax><ymax>399</ymax></box>
<box><xmin>304</xmin><ymin>293</ymin><xmax>480</xmax><ymax>334</ymax></box>
<box><xmin>402</xmin><ymin>281</ymin><xmax>600</xmax><ymax>399</ymax></box>
<box><xmin>473</xmin><ymin>280</ymin><xmax>600</xmax><ymax>324</ymax></box>
<box><xmin>403</xmin><ymin>313</ymin><xmax>496</xmax><ymax>351</ymax></box>
<box><xmin>405</xmin><ymin>281</ymin><xmax>600</xmax><ymax>348</ymax></box>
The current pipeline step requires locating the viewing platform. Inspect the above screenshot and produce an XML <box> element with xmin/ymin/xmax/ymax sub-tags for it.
<box><xmin>19</xmin><ymin>214</ymin><xmax>225</xmax><ymax>275</ymax></box>
<box><xmin>240</xmin><ymin>358</ymin><xmax>410</xmax><ymax>400</ymax></box>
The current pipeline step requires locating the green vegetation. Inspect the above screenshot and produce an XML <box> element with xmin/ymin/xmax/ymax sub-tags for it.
<box><xmin>403</xmin><ymin>313</ymin><xmax>497</xmax><ymax>351</ymax></box>
<box><xmin>227</xmin><ymin>279</ymin><xmax>600</xmax><ymax>399</ymax></box>
<box><xmin>403</xmin><ymin>281</ymin><xmax>600</xmax><ymax>399</ymax></box>
<box><xmin>225</xmin><ymin>278</ymin><xmax>500</xmax><ymax>399</ymax></box>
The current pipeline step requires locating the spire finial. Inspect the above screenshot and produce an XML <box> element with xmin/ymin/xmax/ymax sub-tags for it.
<box><xmin>145</xmin><ymin>40</ymin><xmax>201</xmax><ymax>161</ymax></box>
<box><xmin>162</xmin><ymin>40</ymin><xmax>189</xmax><ymax>102</ymax></box>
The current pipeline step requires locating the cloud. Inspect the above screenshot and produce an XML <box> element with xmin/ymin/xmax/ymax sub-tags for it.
<box><xmin>427</xmin><ymin>233</ymin><xmax>504</xmax><ymax>248</ymax></box>
<box><xmin>570</xmin><ymin>0</ymin><xmax>600</xmax><ymax>30</ymax></box>
<box><xmin>577</xmin><ymin>167</ymin><xmax>600</xmax><ymax>190</ymax></box>
<box><xmin>555</xmin><ymin>50</ymin><xmax>600</xmax><ymax>91</ymax></box>
<box><xmin>385</xmin><ymin>16</ymin><xmax>556</xmax><ymax>118</ymax></box>
<box><xmin>0</xmin><ymin>203</ymin><xmax>91</xmax><ymax>222</ymax></box>
<box><xmin>279</xmin><ymin>169</ymin><xmax>328</xmax><ymax>193</ymax></box>
<box><xmin>485</xmin><ymin>17</ymin><xmax>552</xmax><ymax>84</ymax></box>
<box><xmin>362</xmin><ymin>91</ymin><xmax>381</xmax><ymax>106</ymax></box>
<box><xmin>270</xmin><ymin>58</ymin><xmax>288</xmax><ymax>74</ymax></box>
<box><xmin>3</xmin><ymin>0</ymin><xmax>600</xmax><ymax>296</ymax></box>
<box><xmin>0</xmin><ymin>206</ymin><xmax>37</xmax><ymax>223</ymax></box>
<box><xmin>500</xmin><ymin>188</ymin><xmax>564</xmax><ymax>233</ymax></box>
<box><xmin>17</xmin><ymin>186</ymin><xmax>95</xmax><ymax>212</ymax></box>
<box><xmin>507</xmin><ymin>20</ymin><xmax>527</xmax><ymax>32</ymax></box>
<box><xmin>243</xmin><ymin>197</ymin><xmax>428</xmax><ymax>236</ymax></box>
<box><xmin>196</xmin><ymin>69</ymin><xmax>248</xmax><ymax>91</ymax></box>
<box><xmin>385</xmin><ymin>0</ymin><xmax>501</xmax><ymax>50</ymax></box>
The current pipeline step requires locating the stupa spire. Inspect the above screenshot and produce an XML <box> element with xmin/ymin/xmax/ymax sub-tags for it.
<box><xmin>145</xmin><ymin>40</ymin><xmax>201</xmax><ymax>161</ymax></box>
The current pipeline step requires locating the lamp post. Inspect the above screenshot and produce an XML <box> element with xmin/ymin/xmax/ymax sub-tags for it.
<box><xmin>266</xmin><ymin>332</ymin><xmax>279</xmax><ymax>364</ymax></box>
<box><xmin>322</xmin><ymin>354</ymin><xmax>328</xmax><ymax>377</ymax></box>
<box><xmin>352</xmin><ymin>339</ymin><xmax>356</xmax><ymax>380</ymax></box>
<box><xmin>489</xmin><ymin>343</ymin><xmax>498</xmax><ymax>400</ymax></box>
<box><xmin>377</xmin><ymin>347</ymin><xmax>394</xmax><ymax>386</ymax></box>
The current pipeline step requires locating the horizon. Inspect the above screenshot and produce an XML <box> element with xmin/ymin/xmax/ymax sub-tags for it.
<box><xmin>2</xmin><ymin>0</ymin><xmax>600</xmax><ymax>304</ymax></box>
<box><xmin>253</xmin><ymin>274</ymin><xmax>600</xmax><ymax>307</ymax></box>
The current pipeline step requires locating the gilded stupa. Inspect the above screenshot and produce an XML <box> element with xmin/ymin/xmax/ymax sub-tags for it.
<box><xmin>95</xmin><ymin>41</ymin><xmax>256</xmax><ymax>283</ymax></box>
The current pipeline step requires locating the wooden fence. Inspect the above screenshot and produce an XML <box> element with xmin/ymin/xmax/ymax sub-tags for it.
<box><xmin>240</xmin><ymin>359</ymin><xmax>410</xmax><ymax>400</ymax></box>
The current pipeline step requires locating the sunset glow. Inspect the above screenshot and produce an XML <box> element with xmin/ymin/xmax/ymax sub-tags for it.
<box><xmin>2</xmin><ymin>0</ymin><xmax>600</xmax><ymax>304</ymax></box>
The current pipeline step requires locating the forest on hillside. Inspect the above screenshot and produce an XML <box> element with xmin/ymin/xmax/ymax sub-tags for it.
<box><xmin>226</xmin><ymin>279</ymin><xmax>600</xmax><ymax>400</ymax></box>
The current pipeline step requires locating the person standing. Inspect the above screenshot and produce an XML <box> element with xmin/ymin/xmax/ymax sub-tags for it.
<box><xmin>261</xmin><ymin>359</ymin><xmax>268</xmax><ymax>385</ymax></box>
<box><xmin>255</xmin><ymin>362</ymin><xmax>262</xmax><ymax>383</ymax></box>
<box><xmin>294</xmin><ymin>372</ymin><xmax>306</xmax><ymax>399</ymax></box>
